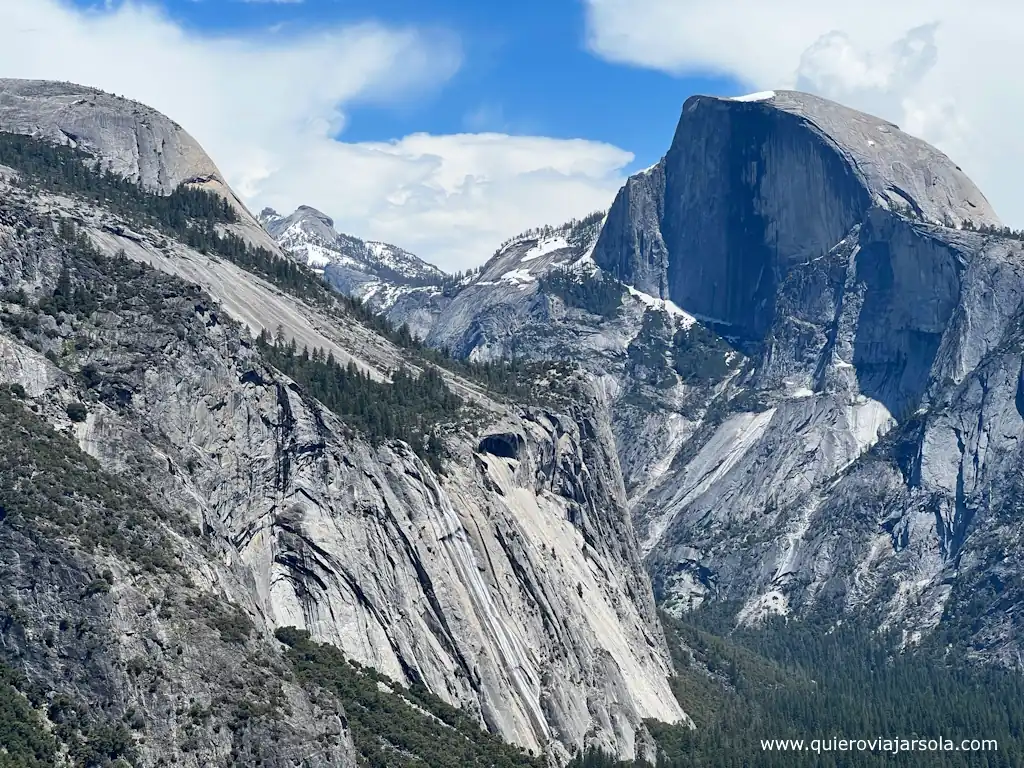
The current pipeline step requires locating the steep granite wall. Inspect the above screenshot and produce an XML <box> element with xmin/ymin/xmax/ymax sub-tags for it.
<box><xmin>594</xmin><ymin>90</ymin><xmax>1001</xmax><ymax>344</ymax></box>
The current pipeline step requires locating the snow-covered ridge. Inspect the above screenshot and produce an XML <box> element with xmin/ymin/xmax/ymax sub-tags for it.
<box><xmin>521</xmin><ymin>235</ymin><xmax>568</xmax><ymax>262</ymax></box>
<box><xmin>490</xmin><ymin>211</ymin><xmax>606</xmax><ymax>262</ymax></box>
<box><xmin>259</xmin><ymin>205</ymin><xmax>447</xmax><ymax>286</ymax></box>
<box><xmin>500</xmin><ymin>268</ymin><xmax>535</xmax><ymax>285</ymax></box>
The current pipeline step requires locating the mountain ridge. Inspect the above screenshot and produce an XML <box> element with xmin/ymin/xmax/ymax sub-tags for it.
<box><xmin>5</xmin><ymin>74</ymin><xmax>1024</xmax><ymax>767</ymax></box>
<box><xmin>0</xmin><ymin>78</ymin><xmax>685</xmax><ymax>765</ymax></box>
<box><xmin>291</xmin><ymin>87</ymin><xmax>1024</xmax><ymax>668</ymax></box>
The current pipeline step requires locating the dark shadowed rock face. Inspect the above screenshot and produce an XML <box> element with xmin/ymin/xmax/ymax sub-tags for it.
<box><xmin>591</xmin><ymin>161</ymin><xmax>668</xmax><ymax>299</ymax></box>
<box><xmin>594</xmin><ymin>90</ymin><xmax>1001</xmax><ymax>345</ymax></box>
<box><xmin>603</xmin><ymin>92</ymin><xmax>1024</xmax><ymax>662</ymax></box>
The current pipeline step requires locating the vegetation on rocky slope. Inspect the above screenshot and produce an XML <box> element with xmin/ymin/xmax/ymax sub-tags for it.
<box><xmin>0</xmin><ymin>385</ymin><xmax>353</xmax><ymax>765</ymax></box>
<box><xmin>256</xmin><ymin>329</ymin><xmax>458</xmax><ymax>470</ymax></box>
<box><xmin>670</xmin><ymin>323</ymin><xmax>736</xmax><ymax>383</ymax></box>
<box><xmin>571</xmin><ymin>605</ymin><xmax>1024</xmax><ymax>767</ymax></box>
<box><xmin>0</xmin><ymin>130</ymin><xmax>570</xmax><ymax>410</ymax></box>
<box><xmin>0</xmin><ymin>387</ymin><xmax>180</xmax><ymax>572</ymax></box>
<box><xmin>277</xmin><ymin>627</ymin><xmax>543</xmax><ymax>768</ymax></box>
<box><xmin>539</xmin><ymin>267</ymin><xmax>625</xmax><ymax>319</ymax></box>
<box><xmin>0</xmin><ymin>660</ymin><xmax>137</xmax><ymax>768</ymax></box>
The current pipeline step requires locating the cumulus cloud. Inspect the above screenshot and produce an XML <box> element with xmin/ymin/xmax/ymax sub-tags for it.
<box><xmin>0</xmin><ymin>0</ymin><xmax>633</xmax><ymax>271</ymax></box>
<box><xmin>583</xmin><ymin>0</ymin><xmax>1024</xmax><ymax>226</ymax></box>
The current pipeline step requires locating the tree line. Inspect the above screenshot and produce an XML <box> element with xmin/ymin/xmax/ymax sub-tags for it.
<box><xmin>569</xmin><ymin>603</ymin><xmax>1024</xmax><ymax>767</ymax></box>
<box><xmin>256</xmin><ymin>329</ymin><xmax>457</xmax><ymax>471</ymax></box>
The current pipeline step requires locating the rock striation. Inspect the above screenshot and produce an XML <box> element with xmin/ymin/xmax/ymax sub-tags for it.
<box><xmin>0</xmin><ymin>78</ymin><xmax>686</xmax><ymax>764</ymax></box>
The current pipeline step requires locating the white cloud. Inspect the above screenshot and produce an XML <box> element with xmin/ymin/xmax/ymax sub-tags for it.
<box><xmin>583</xmin><ymin>0</ymin><xmax>1024</xmax><ymax>227</ymax></box>
<box><xmin>256</xmin><ymin>132</ymin><xmax>631</xmax><ymax>270</ymax></box>
<box><xmin>0</xmin><ymin>0</ymin><xmax>633</xmax><ymax>272</ymax></box>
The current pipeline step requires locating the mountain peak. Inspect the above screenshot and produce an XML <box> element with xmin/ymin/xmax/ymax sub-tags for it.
<box><xmin>0</xmin><ymin>78</ymin><xmax>215</xmax><ymax>195</ymax></box>
<box><xmin>594</xmin><ymin>88</ymin><xmax>1002</xmax><ymax>341</ymax></box>
<box><xmin>683</xmin><ymin>89</ymin><xmax>1000</xmax><ymax>229</ymax></box>
<box><xmin>294</xmin><ymin>204</ymin><xmax>335</xmax><ymax>229</ymax></box>
<box><xmin>261</xmin><ymin>205</ymin><xmax>446</xmax><ymax>287</ymax></box>
<box><xmin>0</xmin><ymin>78</ymin><xmax>278</xmax><ymax>253</ymax></box>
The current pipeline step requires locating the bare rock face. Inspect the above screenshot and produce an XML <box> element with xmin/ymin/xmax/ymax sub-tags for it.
<box><xmin>594</xmin><ymin>90</ymin><xmax>1001</xmax><ymax>343</ymax></box>
<box><xmin>597</xmin><ymin>91</ymin><xmax>1024</xmax><ymax>660</ymax></box>
<box><xmin>591</xmin><ymin>162</ymin><xmax>668</xmax><ymax>299</ymax></box>
<box><xmin>0</xmin><ymin>78</ymin><xmax>276</xmax><ymax>252</ymax></box>
<box><xmin>0</xmin><ymin>79</ymin><xmax>216</xmax><ymax>193</ymax></box>
<box><xmin>365</xmin><ymin>87</ymin><xmax>1024</xmax><ymax>666</ymax></box>
<box><xmin>0</xmin><ymin>109</ymin><xmax>685</xmax><ymax>763</ymax></box>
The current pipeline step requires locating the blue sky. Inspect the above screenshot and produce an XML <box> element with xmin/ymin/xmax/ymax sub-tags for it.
<box><xmin>111</xmin><ymin>0</ymin><xmax>740</xmax><ymax>175</ymax></box>
<box><xmin>7</xmin><ymin>1</ymin><xmax>1016</xmax><ymax>270</ymax></box>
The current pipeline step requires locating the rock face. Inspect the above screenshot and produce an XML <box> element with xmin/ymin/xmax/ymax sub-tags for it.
<box><xmin>259</xmin><ymin>205</ymin><xmax>445</xmax><ymax>285</ymax></box>
<box><xmin>590</xmin><ymin>162</ymin><xmax>668</xmax><ymax>299</ymax></box>
<box><xmin>260</xmin><ymin>204</ymin><xmax>448</xmax><ymax>339</ymax></box>
<box><xmin>0</xmin><ymin>78</ymin><xmax>276</xmax><ymax>252</ymax></box>
<box><xmin>593</xmin><ymin>91</ymin><xmax>1001</xmax><ymax>343</ymax></box>
<box><xmin>595</xmin><ymin>92</ymin><xmax>1024</xmax><ymax>661</ymax></box>
<box><xmin>0</xmin><ymin>80</ymin><xmax>686</xmax><ymax>764</ymax></box>
<box><xmin>288</xmin><ymin>87</ymin><xmax>1024</xmax><ymax>666</ymax></box>
<box><xmin>259</xmin><ymin>205</ymin><xmax>450</xmax><ymax>339</ymax></box>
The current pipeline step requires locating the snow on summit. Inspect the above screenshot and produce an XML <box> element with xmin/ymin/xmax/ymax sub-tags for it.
<box><xmin>259</xmin><ymin>205</ymin><xmax>446</xmax><ymax>285</ymax></box>
<box><xmin>731</xmin><ymin>91</ymin><xmax>776</xmax><ymax>102</ymax></box>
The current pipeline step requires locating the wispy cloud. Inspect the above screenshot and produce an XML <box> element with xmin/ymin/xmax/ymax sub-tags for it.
<box><xmin>0</xmin><ymin>0</ymin><xmax>633</xmax><ymax>271</ymax></box>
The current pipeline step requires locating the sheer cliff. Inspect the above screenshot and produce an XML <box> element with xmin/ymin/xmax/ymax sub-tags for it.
<box><xmin>271</xmin><ymin>89</ymin><xmax>1024</xmax><ymax>666</ymax></box>
<box><xmin>593</xmin><ymin>90</ymin><xmax>1000</xmax><ymax>344</ymax></box>
<box><xmin>593</xmin><ymin>91</ymin><xmax>1024</xmax><ymax>660</ymax></box>
<box><xmin>0</xmin><ymin>80</ymin><xmax>685</xmax><ymax>765</ymax></box>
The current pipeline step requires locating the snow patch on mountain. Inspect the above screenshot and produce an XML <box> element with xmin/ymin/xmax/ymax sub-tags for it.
<box><xmin>259</xmin><ymin>206</ymin><xmax>447</xmax><ymax>286</ymax></box>
<box><xmin>732</xmin><ymin>90</ymin><xmax>776</xmax><ymax>102</ymax></box>
<box><xmin>626</xmin><ymin>285</ymin><xmax>696</xmax><ymax>327</ymax></box>
<box><xmin>521</xmin><ymin>236</ymin><xmax>569</xmax><ymax>262</ymax></box>
<box><xmin>501</xmin><ymin>268</ymin><xmax>536</xmax><ymax>285</ymax></box>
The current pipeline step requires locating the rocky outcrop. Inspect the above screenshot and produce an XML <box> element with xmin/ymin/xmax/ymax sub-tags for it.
<box><xmin>0</xmin><ymin>78</ymin><xmax>276</xmax><ymax>252</ymax></box>
<box><xmin>591</xmin><ymin>162</ymin><xmax>668</xmax><ymax>299</ymax></box>
<box><xmin>0</xmin><ymin>134</ymin><xmax>685</xmax><ymax>764</ymax></box>
<box><xmin>593</xmin><ymin>91</ymin><xmax>1001</xmax><ymax>343</ymax></box>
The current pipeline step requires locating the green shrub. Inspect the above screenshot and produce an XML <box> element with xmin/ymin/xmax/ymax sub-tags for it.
<box><xmin>66</xmin><ymin>401</ymin><xmax>88</xmax><ymax>422</ymax></box>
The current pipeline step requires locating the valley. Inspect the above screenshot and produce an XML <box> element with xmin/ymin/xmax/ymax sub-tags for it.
<box><xmin>2</xmin><ymin>78</ymin><xmax>1024</xmax><ymax>766</ymax></box>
